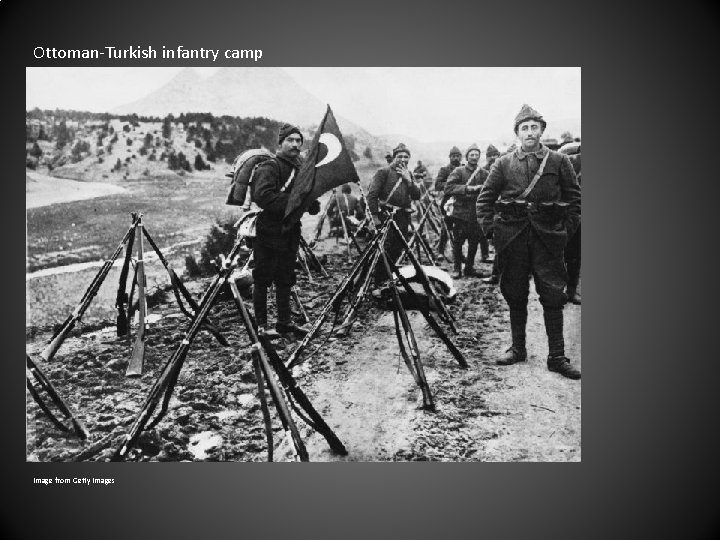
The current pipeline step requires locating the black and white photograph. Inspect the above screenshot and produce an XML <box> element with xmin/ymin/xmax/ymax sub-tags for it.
<box><xmin>25</xmin><ymin>66</ymin><xmax>581</xmax><ymax>462</ymax></box>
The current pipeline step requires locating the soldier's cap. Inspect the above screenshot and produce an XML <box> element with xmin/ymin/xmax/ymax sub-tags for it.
<box><xmin>513</xmin><ymin>104</ymin><xmax>547</xmax><ymax>133</ymax></box>
<box><xmin>486</xmin><ymin>144</ymin><xmax>500</xmax><ymax>158</ymax></box>
<box><xmin>278</xmin><ymin>123</ymin><xmax>304</xmax><ymax>144</ymax></box>
<box><xmin>449</xmin><ymin>146</ymin><xmax>462</xmax><ymax>157</ymax></box>
<box><xmin>465</xmin><ymin>143</ymin><xmax>481</xmax><ymax>158</ymax></box>
<box><xmin>392</xmin><ymin>142</ymin><xmax>411</xmax><ymax>157</ymax></box>
<box><xmin>385</xmin><ymin>151</ymin><xmax>393</xmax><ymax>158</ymax></box>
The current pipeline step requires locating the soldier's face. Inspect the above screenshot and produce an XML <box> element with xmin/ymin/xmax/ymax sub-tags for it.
<box><xmin>517</xmin><ymin>120</ymin><xmax>544</xmax><ymax>151</ymax></box>
<box><xmin>450</xmin><ymin>154</ymin><xmax>461</xmax><ymax>167</ymax></box>
<box><xmin>393</xmin><ymin>152</ymin><xmax>410</xmax><ymax>167</ymax></box>
<box><xmin>467</xmin><ymin>150</ymin><xmax>480</xmax><ymax>166</ymax></box>
<box><xmin>279</xmin><ymin>133</ymin><xmax>303</xmax><ymax>158</ymax></box>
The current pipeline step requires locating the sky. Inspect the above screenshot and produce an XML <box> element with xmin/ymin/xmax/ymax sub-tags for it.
<box><xmin>26</xmin><ymin>67</ymin><xmax>581</xmax><ymax>143</ymax></box>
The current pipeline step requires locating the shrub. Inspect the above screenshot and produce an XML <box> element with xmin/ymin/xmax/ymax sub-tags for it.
<box><xmin>195</xmin><ymin>220</ymin><xmax>237</xmax><ymax>275</ymax></box>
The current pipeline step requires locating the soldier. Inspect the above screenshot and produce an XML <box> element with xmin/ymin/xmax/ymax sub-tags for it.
<box><xmin>434</xmin><ymin>146</ymin><xmax>463</xmax><ymax>261</ymax></box>
<box><xmin>560</xmin><ymin>142</ymin><xmax>582</xmax><ymax>305</ymax></box>
<box><xmin>367</xmin><ymin>142</ymin><xmax>421</xmax><ymax>285</ymax></box>
<box><xmin>385</xmin><ymin>151</ymin><xmax>393</xmax><ymax>164</ymax></box>
<box><xmin>251</xmin><ymin>123</ymin><xmax>320</xmax><ymax>339</ymax></box>
<box><xmin>444</xmin><ymin>143</ymin><xmax>490</xmax><ymax>279</ymax></box>
<box><xmin>484</xmin><ymin>144</ymin><xmax>501</xmax><ymax>171</ymax></box>
<box><xmin>413</xmin><ymin>160</ymin><xmax>430</xmax><ymax>189</ymax></box>
<box><xmin>327</xmin><ymin>183</ymin><xmax>364</xmax><ymax>232</ymax></box>
<box><xmin>482</xmin><ymin>143</ymin><xmax>502</xmax><ymax>285</ymax></box>
<box><xmin>476</xmin><ymin>104</ymin><xmax>581</xmax><ymax>379</ymax></box>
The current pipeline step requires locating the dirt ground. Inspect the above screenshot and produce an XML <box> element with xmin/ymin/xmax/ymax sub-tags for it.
<box><xmin>26</xmin><ymin>232</ymin><xmax>580</xmax><ymax>462</ymax></box>
<box><xmin>26</xmin><ymin>166</ymin><xmax>579</xmax><ymax>462</ymax></box>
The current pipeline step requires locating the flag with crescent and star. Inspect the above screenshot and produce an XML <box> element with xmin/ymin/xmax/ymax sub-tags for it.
<box><xmin>282</xmin><ymin>105</ymin><xmax>360</xmax><ymax>232</ymax></box>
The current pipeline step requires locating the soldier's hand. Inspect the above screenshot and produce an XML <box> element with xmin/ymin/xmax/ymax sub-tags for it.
<box><xmin>308</xmin><ymin>199</ymin><xmax>321</xmax><ymax>215</ymax></box>
<box><xmin>396</xmin><ymin>165</ymin><xmax>412</xmax><ymax>182</ymax></box>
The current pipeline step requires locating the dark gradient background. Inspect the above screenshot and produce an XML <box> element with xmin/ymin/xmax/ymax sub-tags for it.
<box><xmin>4</xmin><ymin>0</ymin><xmax>719</xmax><ymax>538</ymax></box>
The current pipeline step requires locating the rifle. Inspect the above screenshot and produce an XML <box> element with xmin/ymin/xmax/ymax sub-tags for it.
<box><xmin>126</xmin><ymin>217</ymin><xmax>147</xmax><ymax>377</ymax></box>
<box><xmin>41</xmin><ymin>214</ymin><xmax>140</xmax><ymax>363</ymax></box>
<box><xmin>376</xmin><ymin>226</ymin><xmax>434</xmax><ymax>410</ymax></box>
<box><xmin>142</xmin><ymin>227</ymin><xmax>228</xmax><ymax>346</ymax></box>
<box><xmin>114</xmin><ymin>240</ymin><xmax>247</xmax><ymax>459</ymax></box>
<box><xmin>115</xmin><ymin>222</ymin><xmax>136</xmax><ymax>337</ymax></box>
<box><xmin>286</xmin><ymin>229</ymin><xmax>384</xmax><ymax>369</ymax></box>
<box><xmin>299</xmin><ymin>236</ymin><xmax>329</xmax><ymax>277</ymax></box>
<box><xmin>26</xmin><ymin>354</ymin><xmax>88</xmax><ymax>439</ymax></box>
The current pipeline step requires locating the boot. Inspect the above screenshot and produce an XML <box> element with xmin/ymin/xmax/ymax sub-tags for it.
<box><xmin>452</xmin><ymin>262</ymin><xmax>463</xmax><ymax>280</ymax></box>
<box><xmin>543</xmin><ymin>308</ymin><xmax>580</xmax><ymax>379</ymax></box>
<box><xmin>544</xmin><ymin>307</ymin><xmax>565</xmax><ymax>357</ymax></box>
<box><xmin>497</xmin><ymin>308</ymin><xmax>527</xmax><ymax>365</ymax></box>
<box><xmin>547</xmin><ymin>356</ymin><xmax>581</xmax><ymax>379</ymax></box>
<box><xmin>275</xmin><ymin>285</ymin><xmax>293</xmax><ymax>327</ymax></box>
<box><xmin>276</xmin><ymin>321</ymin><xmax>311</xmax><ymax>337</ymax></box>
<box><xmin>253</xmin><ymin>283</ymin><xmax>269</xmax><ymax>329</ymax></box>
<box><xmin>257</xmin><ymin>326</ymin><xmax>281</xmax><ymax>340</ymax></box>
<box><xmin>253</xmin><ymin>284</ymin><xmax>280</xmax><ymax>339</ymax></box>
<box><xmin>276</xmin><ymin>285</ymin><xmax>310</xmax><ymax>336</ymax></box>
<box><xmin>464</xmin><ymin>267</ymin><xmax>488</xmax><ymax>278</ymax></box>
<box><xmin>497</xmin><ymin>346</ymin><xmax>527</xmax><ymax>365</ymax></box>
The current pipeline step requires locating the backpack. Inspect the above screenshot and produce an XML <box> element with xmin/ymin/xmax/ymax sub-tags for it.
<box><xmin>225</xmin><ymin>148</ymin><xmax>274</xmax><ymax>207</ymax></box>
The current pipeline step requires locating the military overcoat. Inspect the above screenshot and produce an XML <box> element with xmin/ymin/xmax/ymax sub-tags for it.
<box><xmin>476</xmin><ymin>145</ymin><xmax>580</xmax><ymax>256</ymax></box>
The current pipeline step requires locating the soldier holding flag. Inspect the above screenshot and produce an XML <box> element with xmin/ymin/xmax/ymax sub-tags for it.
<box><xmin>251</xmin><ymin>123</ymin><xmax>320</xmax><ymax>339</ymax></box>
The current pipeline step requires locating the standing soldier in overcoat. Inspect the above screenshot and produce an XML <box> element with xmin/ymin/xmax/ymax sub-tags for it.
<box><xmin>367</xmin><ymin>143</ymin><xmax>421</xmax><ymax>285</ymax></box>
<box><xmin>444</xmin><ymin>143</ymin><xmax>490</xmax><ymax>279</ymax></box>
<box><xmin>433</xmin><ymin>146</ymin><xmax>463</xmax><ymax>261</ymax></box>
<box><xmin>476</xmin><ymin>105</ymin><xmax>581</xmax><ymax>379</ymax></box>
<box><xmin>251</xmin><ymin>123</ymin><xmax>320</xmax><ymax>339</ymax></box>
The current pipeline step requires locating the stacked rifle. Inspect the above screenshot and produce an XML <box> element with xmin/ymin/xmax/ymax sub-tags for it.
<box><xmin>286</xmin><ymin>208</ymin><xmax>468</xmax><ymax>411</ymax></box>
<box><xmin>26</xmin><ymin>212</ymin><xmax>229</xmax><ymax>440</ymax></box>
<box><xmin>310</xmin><ymin>186</ymin><xmax>373</xmax><ymax>262</ymax></box>
<box><xmin>113</xmin><ymin>213</ymin><xmax>347</xmax><ymax>461</ymax></box>
<box><xmin>411</xmin><ymin>184</ymin><xmax>455</xmax><ymax>263</ymax></box>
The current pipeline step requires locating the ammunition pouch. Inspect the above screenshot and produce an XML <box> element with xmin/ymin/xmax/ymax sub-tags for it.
<box><xmin>535</xmin><ymin>201</ymin><xmax>570</xmax><ymax>225</ymax></box>
<box><xmin>495</xmin><ymin>199</ymin><xmax>529</xmax><ymax>218</ymax></box>
<box><xmin>495</xmin><ymin>200</ymin><xmax>569</xmax><ymax>225</ymax></box>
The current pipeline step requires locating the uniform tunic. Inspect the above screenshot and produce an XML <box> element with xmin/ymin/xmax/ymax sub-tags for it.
<box><xmin>445</xmin><ymin>164</ymin><xmax>490</xmax><ymax>266</ymax></box>
<box><xmin>367</xmin><ymin>165</ymin><xmax>421</xmax><ymax>283</ymax></box>
<box><xmin>476</xmin><ymin>145</ymin><xmax>580</xmax><ymax>308</ymax></box>
<box><xmin>251</xmin><ymin>154</ymin><xmax>302</xmax><ymax>286</ymax></box>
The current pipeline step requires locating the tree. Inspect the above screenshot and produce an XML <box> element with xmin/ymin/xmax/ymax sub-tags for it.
<box><xmin>194</xmin><ymin>154</ymin><xmax>208</xmax><ymax>171</ymax></box>
<box><xmin>55</xmin><ymin>120</ymin><xmax>70</xmax><ymax>149</ymax></box>
<box><xmin>178</xmin><ymin>152</ymin><xmax>192</xmax><ymax>172</ymax></box>
<box><xmin>162</xmin><ymin>116</ymin><xmax>172</xmax><ymax>139</ymax></box>
<box><xmin>30</xmin><ymin>142</ymin><xmax>43</xmax><ymax>159</ymax></box>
